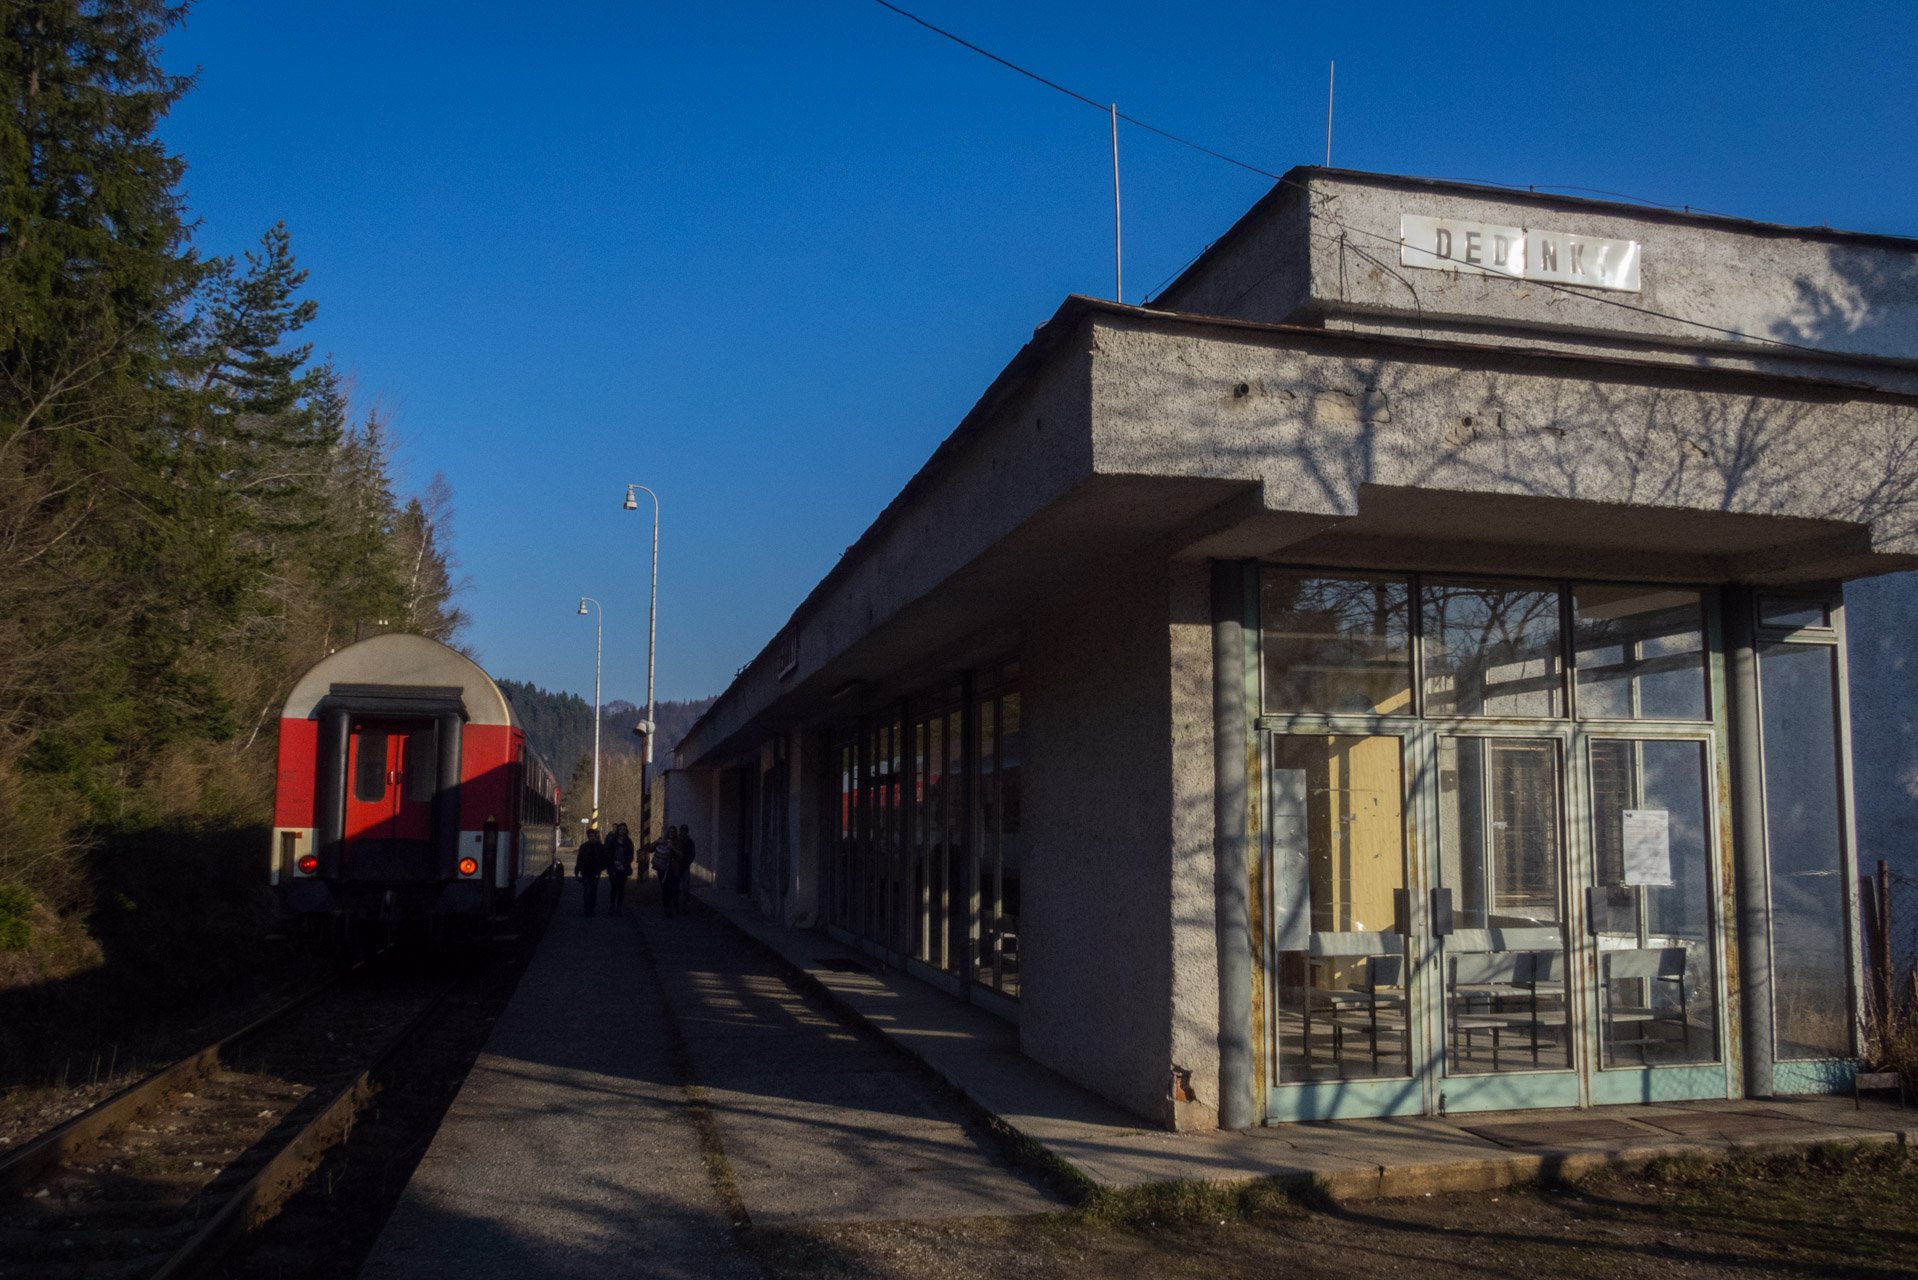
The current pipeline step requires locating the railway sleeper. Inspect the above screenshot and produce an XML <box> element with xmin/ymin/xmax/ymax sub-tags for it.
<box><xmin>0</xmin><ymin>1247</ymin><xmax>190</xmax><ymax>1280</ymax></box>
<box><xmin>2</xmin><ymin>1192</ymin><xmax>198</xmax><ymax>1223</ymax></box>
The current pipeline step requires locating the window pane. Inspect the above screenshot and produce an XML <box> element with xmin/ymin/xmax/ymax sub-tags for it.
<box><xmin>1261</xmin><ymin>571</ymin><xmax>1413</xmax><ymax>715</ymax></box>
<box><xmin>404</xmin><ymin>729</ymin><xmax>437</xmax><ymax>803</ymax></box>
<box><xmin>1589</xmin><ymin>739</ymin><xmax>1719</xmax><ymax>1067</ymax></box>
<box><xmin>1270</xmin><ymin>735</ymin><xmax>1409</xmax><ymax>1083</ymax></box>
<box><xmin>1760</xmin><ymin>642</ymin><xmax>1853</xmax><ymax>1059</ymax></box>
<box><xmin>1759</xmin><ymin>599</ymin><xmax>1830</xmax><ymax>631</ymax></box>
<box><xmin>1437</xmin><ymin>737</ymin><xmax>1570</xmax><ymax>1074</ymax></box>
<box><xmin>913</xmin><ymin>721</ymin><xmax>929</xmax><ymax>963</ymax></box>
<box><xmin>1422</xmin><ymin>580</ymin><xmax>1564</xmax><ymax>718</ymax></box>
<box><xmin>975</xmin><ymin>700</ymin><xmax>997</xmax><ymax>989</ymax></box>
<box><xmin>998</xmin><ymin>692</ymin><xmax>1022</xmax><ymax>998</ymax></box>
<box><xmin>353</xmin><ymin>732</ymin><xmax>388</xmax><ymax>802</ymax></box>
<box><xmin>1573</xmin><ymin>586</ymin><xmax>1709</xmax><ymax>721</ymax></box>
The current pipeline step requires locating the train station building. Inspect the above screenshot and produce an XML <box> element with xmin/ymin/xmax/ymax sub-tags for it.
<box><xmin>667</xmin><ymin>169</ymin><xmax>1918</xmax><ymax>1130</ymax></box>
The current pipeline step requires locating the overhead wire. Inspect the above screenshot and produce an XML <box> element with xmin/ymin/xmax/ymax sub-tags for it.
<box><xmin>864</xmin><ymin>0</ymin><xmax>1834</xmax><ymax>356</ymax></box>
<box><xmin>868</xmin><ymin>0</ymin><xmax>1282</xmax><ymax>181</ymax></box>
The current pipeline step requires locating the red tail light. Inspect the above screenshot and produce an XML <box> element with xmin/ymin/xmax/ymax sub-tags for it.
<box><xmin>458</xmin><ymin>857</ymin><xmax>479</xmax><ymax>876</ymax></box>
<box><xmin>296</xmin><ymin>854</ymin><xmax>319</xmax><ymax>875</ymax></box>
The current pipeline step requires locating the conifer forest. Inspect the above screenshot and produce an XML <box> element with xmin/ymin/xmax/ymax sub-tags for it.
<box><xmin>0</xmin><ymin>2</ymin><xmax>467</xmax><ymax>1038</ymax></box>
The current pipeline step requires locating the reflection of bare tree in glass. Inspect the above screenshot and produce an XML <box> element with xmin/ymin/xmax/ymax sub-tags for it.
<box><xmin>1262</xmin><ymin>573</ymin><xmax>1411</xmax><ymax>713</ymax></box>
<box><xmin>1423</xmin><ymin>583</ymin><xmax>1561</xmax><ymax>716</ymax></box>
<box><xmin>1571</xmin><ymin>591</ymin><xmax>1708</xmax><ymax>720</ymax></box>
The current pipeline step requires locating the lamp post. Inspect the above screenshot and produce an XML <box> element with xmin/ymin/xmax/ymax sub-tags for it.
<box><xmin>577</xmin><ymin>596</ymin><xmax>602</xmax><ymax>829</ymax></box>
<box><xmin>623</xmin><ymin>484</ymin><xmax>660</xmax><ymax>837</ymax></box>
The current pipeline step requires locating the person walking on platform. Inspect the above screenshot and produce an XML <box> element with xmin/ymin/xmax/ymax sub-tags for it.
<box><xmin>575</xmin><ymin>828</ymin><xmax>608</xmax><ymax>917</ymax></box>
<box><xmin>653</xmin><ymin>829</ymin><xmax>681</xmax><ymax>919</ymax></box>
<box><xmin>607</xmin><ymin>822</ymin><xmax>638</xmax><ymax>880</ymax></box>
<box><xmin>604</xmin><ymin>823</ymin><xmax>635</xmax><ymax>915</ymax></box>
<box><xmin>671</xmin><ymin>824</ymin><xmax>697</xmax><ymax>914</ymax></box>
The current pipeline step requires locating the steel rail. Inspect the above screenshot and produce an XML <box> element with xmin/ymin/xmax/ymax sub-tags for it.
<box><xmin>0</xmin><ymin>978</ymin><xmax>340</xmax><ymax>1198</ymax></box>
<box><xmin>148</xmin><ymin>979</ymin><xmax>455</xmax><ymax>1279</ymax></box>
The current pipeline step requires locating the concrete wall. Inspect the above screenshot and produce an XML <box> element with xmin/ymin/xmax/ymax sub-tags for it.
<box><xmin>715</xmin><ymin>766</ymin><xmax>743</xmax><ymax>895</ymax></box>
<box><xmin>1847</xmin><ymin>572</ymin><xmax>1918</xmax><ymax>884</ymax></box>
<box><xmin>1089</xmin><ymin>315</ymin><xmax>1918</xmax><ymax>580</ymax></box>
<box><xmin>1022</xmin><ymin>557</ymin><xmax>1183</xmax><ymax>1122</ymax></box>
<box><xmin>663</xmin><ymin>768</ymin><xmax>717</xmax><ymax>888</ymax></box>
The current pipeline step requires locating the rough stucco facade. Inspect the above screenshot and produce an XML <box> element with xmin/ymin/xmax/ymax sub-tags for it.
<box><xmin>669</xmin><ymin>168</ymin><xmax>1918</xmax><ymax>1131</ymax></box>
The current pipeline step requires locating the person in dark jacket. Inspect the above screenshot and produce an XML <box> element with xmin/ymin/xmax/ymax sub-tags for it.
<box><xmin>671</xmin><ymin>825</ymin><xmax>697</xmax><ymax>914</ymax></box>
<box><xmin>604</xmin><ymin>823</ymin><xmax>635</xmax><ymax>915</ymax></box>
<box><xmin>652</xmin><ymin>830</ymin><xmax>680</xmax><ymax>918</ymax></box>
<box><xmin>575</xmin><ymin>829</ymin><xmax>608</xmax><ymax>917</ymax></box>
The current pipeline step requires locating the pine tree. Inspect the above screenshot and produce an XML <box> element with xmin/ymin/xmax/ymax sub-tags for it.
<box><xmin>0</xmin><ymin>0</ymin><xmax>241</xmax><ymax>805</ymax></box>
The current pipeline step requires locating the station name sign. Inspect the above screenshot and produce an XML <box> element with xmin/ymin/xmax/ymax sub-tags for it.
<box><xmin>1399</xmin><ymin>214</ymin><xmax>1642</xmax><ymax>292</ymax></box>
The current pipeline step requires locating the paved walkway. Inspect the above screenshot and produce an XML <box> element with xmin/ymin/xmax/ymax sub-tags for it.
<box><xmin>359</xmin><ymin>875</ymin><xmax>1058</xmax><ymax>1279</ymax></box>
<box><xmin>702</xmin><ymin>888</ymin><xmax>1918</xmax><ymax>1200</ymax></box>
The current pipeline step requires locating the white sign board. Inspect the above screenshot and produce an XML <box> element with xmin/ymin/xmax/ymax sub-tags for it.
<box><xmin>1400</xmin><ymin>214</ymin><xmax>1642</xmax><ymax>292</ymax></box>
<box><xmin>1622</xmin><ymin>809</ymin><xmax>1673</xmax><ymax>886</ymax></box>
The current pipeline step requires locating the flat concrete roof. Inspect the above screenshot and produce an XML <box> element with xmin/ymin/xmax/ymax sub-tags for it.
<box><xmin>677</xmin><ymin>291</ymin><xmax>1918</xmax><ymax>766</ymax></box>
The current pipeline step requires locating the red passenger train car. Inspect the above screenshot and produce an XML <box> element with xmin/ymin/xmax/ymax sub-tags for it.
<box><xmin>271</xmin><ymin>633</ymin><xmax>559</xmax><ymax>927</ymax></box>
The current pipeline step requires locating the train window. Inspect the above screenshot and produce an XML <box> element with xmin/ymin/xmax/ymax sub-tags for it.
<box><xmin>354</xmin><ymin>732</ymin><xmax>388</xmax><ymax>802</ymax></box>
<box><xmin>404</xmin><ymin>730</ymin><xmax>436</xmax><ymax>803</ymax></box>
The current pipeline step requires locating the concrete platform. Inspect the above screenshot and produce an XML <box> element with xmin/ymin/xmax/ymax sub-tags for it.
<box><xmin>700</xmin><ymin>888</ymin><xmax>1917</xmax><ymax>1201</ymax></box>
<box><xmin>359</xmin><ymin>875</ymin><xmax>1059</xmax><ymax>1278</ymax></box>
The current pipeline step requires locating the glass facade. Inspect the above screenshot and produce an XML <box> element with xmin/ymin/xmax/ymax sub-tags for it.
<box><xmin>805</xmin><ymin>569</ymin><xmax>1858</xmax><ymax>1107</ymax></box>
<box><xmin>1260</xmin><ymin>571</ymin><xmax>1413</xmax><ymax>715</ymax></box>
<box><xmin>1573</xmin><ymin>586</ymin><xmax>1710</xmax><ymax>721</ymax></box>
<box><xmin>825</xmin><ymin>662</ymin><xmax>1022</xmax><ymax>1005</ymax></box>
<box><xmin>1588</xmin><ymin>738</ymin><xmax>1719</xmax><ymax>1067</ymax></box>
<box><xmin>1437</xmin><ymin>736</ymin><xmax>1571</xmax><ymax>1074</ymax></box>
<box><xmin>1758</xmin><ymin>639</ymin><xmax>1853</xmax><ymax>1059</ymax></box>
<box><xmin>1262</xmin><ymin>571</ymin><xmax>1746</xmax><ymax>1112</ymax></box>
<box><xmin>1421</xmin><ymin>579</ymin><xmax>1564</xmax><ymax>718</ymax></box>
<box><xmin>1270</xmin><ymin>734</ymin><xmax>1410</xmax><ymax>1082</ymax></box>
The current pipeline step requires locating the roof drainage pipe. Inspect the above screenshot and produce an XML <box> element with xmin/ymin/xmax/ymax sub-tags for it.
<box><xmin>1724</xmin><ymin>585</ymin><xmax>1776</xmax><ymax>1099</ymax></box>
<box><xmin>1212</xmin><ymin>561</ymin><xmax>1256</xmax><ymax>1130</ymax></box>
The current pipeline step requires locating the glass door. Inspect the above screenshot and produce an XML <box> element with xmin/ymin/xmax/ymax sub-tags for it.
<box><xmin>1266</xmin><ymin>733</ymin><xmax>1420</xmax><ymax>1121</ymax></box>
<box><xmin>1583</xmin><ymin>736</ymin><xmax>1725</xmax><ymax>1103</ymax></box>
<box><xmin>1433</xmin><ymin>734</ymin><xmax>1580</xmax><ymax>1111</ymax></box>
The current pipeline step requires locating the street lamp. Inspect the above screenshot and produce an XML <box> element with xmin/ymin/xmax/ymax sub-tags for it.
<box><xmin>623</xmin><ymin>484</ymin><xmax>660</xmax><ymax>837</ymax></box>
<box><xmin>577</xmin><ymin>596</ymin><xmax>602</xmax><ymax>829</ymax></box>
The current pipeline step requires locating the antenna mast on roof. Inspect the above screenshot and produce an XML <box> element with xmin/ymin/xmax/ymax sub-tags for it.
<box><xmin>1111</xmin><ymin>103</ymin><xmax>1123</xmax><ymax>305</ymax></box>
<box><xmin>1325</xmin><ymin>61</ymin><xmax>1334</xmax><ymax>167</ymax></box>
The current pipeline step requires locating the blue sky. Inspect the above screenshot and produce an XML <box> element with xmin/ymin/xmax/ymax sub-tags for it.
<box><xmin>161</xmin><ymin>1</ymin><xmax>1918</xmax><ymax>704</ymax></box>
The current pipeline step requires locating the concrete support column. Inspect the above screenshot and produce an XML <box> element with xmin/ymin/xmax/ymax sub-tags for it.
<box><xmin>1724</xmin><ymin>585</ymin><xmax>1776</xmax><ymax>1098</ymax></box>
<box><xmin>789</xmin><ymin>726</ymin><xmax>820</xmax><ymax>927</ymax></box>
<box><xmin>1211</xmin><ymin>560</ymin><xmax>1255</xmax><ymax>1130</ymax></box>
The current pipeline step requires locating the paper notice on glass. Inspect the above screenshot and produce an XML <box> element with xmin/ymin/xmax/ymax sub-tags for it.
<box><xmin>1622</xmin><ymin>809</ymin><xmax>1672</xmax><ymax>886</ymax></box>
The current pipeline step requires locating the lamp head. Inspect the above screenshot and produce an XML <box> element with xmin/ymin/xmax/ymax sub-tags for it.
<box><xmin>577</xmin><ymin>599</ymin><xmax>588</xmax><ymax>615</ymax></box>
<box><xmin>622</xmin><ymin>486</ymin><xmax>638</xmax><ymax>511</ymax></box>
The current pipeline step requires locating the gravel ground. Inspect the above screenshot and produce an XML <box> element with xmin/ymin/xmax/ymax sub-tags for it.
<box><xmin>743</xmin><ymin>1146</ymin><xmax>1918</xmax><ymax>1279</ymax></box>
<box><xmin>0</xmin><ymin>977</ymin><xmax>326</xmax><ymax>1157</ymax></box>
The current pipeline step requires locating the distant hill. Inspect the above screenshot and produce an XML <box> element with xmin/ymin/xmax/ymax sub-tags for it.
<box><xmin>602</xmin><ymin>696</ymin><xmax>717</xmax><ymax>761</ymax></box>
<box><xmin>497</xmin><ymin>678</ymin><xmax>716</xmax><ymax>777</ymax></box>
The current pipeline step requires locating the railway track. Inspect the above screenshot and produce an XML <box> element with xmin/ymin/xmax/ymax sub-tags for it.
<box><xmin>0</xmin><ymin>959</ymin><xmax>451</xmax><ymax>1280</ymax></box>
